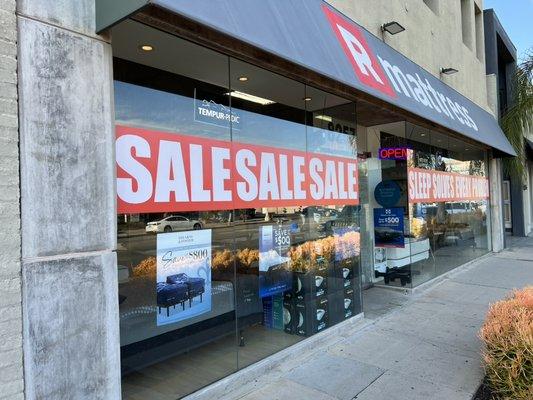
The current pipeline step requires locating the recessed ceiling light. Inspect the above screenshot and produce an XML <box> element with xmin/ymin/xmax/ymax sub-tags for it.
<box><xmin>315</xmin><ymin>115</ymin><xmax>333</xmax><ymax>122</ymax></box>
<box><xmin>225</xmin><ymin>90</ymin><xmax>275</xmax><ymax>106</ymax></box>
<box><xmin>238</xmin><ymin>76</ymin><xmax>248</xmax><ymax>82</ymax></box>
<box><xmin>303</xmin><ymin>97</ymin><xmax>312</xmax><ymax>101</ymax></box>
<box><xmin>420</xmin><ymin>133</ymin><xmax>426</xmax><ymax>136</ymax></box>
<box><xmin>139</xmin><ymin>45</ymin><xmax>154</xmax><ymax>52</ymax></box>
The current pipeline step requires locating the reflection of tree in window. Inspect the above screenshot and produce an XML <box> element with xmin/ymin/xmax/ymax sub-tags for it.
<box><xmin>469</xmin><ymin>160</ymin><xmax>484</xmax><ymax>176</ymax></box>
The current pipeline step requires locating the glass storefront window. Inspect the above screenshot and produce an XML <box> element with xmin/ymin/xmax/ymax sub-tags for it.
<box><xmin>113</xmin><ymin>22</ymin><xmax>362</xmax><ymax>399</ymax></box>
<box><xmin>357</xmin><ymin>120</ymin><xmax>491</xmax><ymax>290</ymax></box>
<box><xmin>112</xmin><ymin>19</ymin><xmax>492</xmax><ymax>399</ymax></box>
<box><xmin>114</xmin><ymin>38</ymin><xmax>239</xmax><ymax>399</ymax></box>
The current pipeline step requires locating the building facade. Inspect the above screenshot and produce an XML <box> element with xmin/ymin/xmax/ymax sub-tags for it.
<box><xmin>484</xmin><ymin>8</ymin><xmax>533</xmax><ymax>238</ymax></box>
<box><xmin>1</xmin><ymin>1</ymin><xmax>516</xmax><ymax>399</ymax></box>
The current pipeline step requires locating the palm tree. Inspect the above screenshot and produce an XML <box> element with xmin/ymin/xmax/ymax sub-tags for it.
<box><xmin>501</xmin><ymin>49</ymin><xmax>533</xmax><ymax>181</ymax></box>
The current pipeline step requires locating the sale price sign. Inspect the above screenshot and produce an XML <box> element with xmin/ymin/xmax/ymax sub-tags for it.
<box><xmin>374</xmin><ymin>207</ymin><xmax>405</xmax><ymax>248</ymax></box>
<box><xmin>116</xmin><ymin>125</ymin><xmax>359</xmax><ymax>213</ymax></box>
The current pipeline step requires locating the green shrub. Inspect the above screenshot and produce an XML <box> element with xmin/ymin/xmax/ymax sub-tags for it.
<box><xmin>479</xmin><ymin>286</ymin><xmax>533</xmax><ymax>399</ymax></box>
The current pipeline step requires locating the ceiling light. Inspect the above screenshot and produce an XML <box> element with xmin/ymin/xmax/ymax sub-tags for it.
<box><xmin>303</xmin><ymin>97</ymin><xmax>312</xmax><ymax>102</ymax></box>
<box><xmin>420</xmin><ymin>133</ymin><xmax>426</xmax><ymax>136</ymax></box>
<box><xmin>226</xmin><ymin>90</ymin><xmax>275</xmax><ymax>106</ymax></box>
<box><xmin>139</xmin><ymin>44</ymin><xmax>154</xmax><ymax>52</ymax></box>
<box><xmin>238</xmin><ymin>76</ymin><xmax>249</xmax><ymax>82</ymax></box>
<box><xmin>315</xmin><ymin>115</ymin><xmax>333</xmax><ymax>122</ymax></box>
<box><xmin>381</xmin><ymin>21</ymin><xmax>405</xmax><ymax>35</ymax></box>
<box><xmin>441</xmin><ymin>67</ymin><xmax>459</xmax><ymax>75</ymax></box>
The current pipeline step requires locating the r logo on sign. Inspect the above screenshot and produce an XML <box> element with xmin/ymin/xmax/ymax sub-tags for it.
<box><xmin>322</xmin><ymin>5</ymin><xmax>396</xmax><ymax>98</ymax></box>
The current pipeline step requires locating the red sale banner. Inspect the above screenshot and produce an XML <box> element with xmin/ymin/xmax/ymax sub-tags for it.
<box><xmin>408</xmin><ymin>167</ymin><xmax>489</xmax><ymax>204</ymax></box>
<box><xmin>116</xmin><ymin>125</ymin><xmax>359</xmax><ymax>213</ymax></box>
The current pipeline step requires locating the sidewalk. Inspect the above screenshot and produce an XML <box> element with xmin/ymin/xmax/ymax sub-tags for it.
<box><xmin>217</xmin><ymin>238</ymin><xmax>533</xmax><ymax>400</ymax></box>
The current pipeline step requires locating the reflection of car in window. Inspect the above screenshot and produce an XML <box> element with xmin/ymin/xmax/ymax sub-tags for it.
<box><xmin>445</xmin><ymin>202</ymin><xmax>471</xmax><ymax>214</ymax></box>
<box><xmin>145</xmin><ymin>215</ymin><xmax>203</xmax><ymax>233</ymax></box>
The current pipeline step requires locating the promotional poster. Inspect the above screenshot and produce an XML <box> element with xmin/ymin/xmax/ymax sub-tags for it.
<box><xmin>374</xmin><ymin>180</ymin><xmax>402</xmax><ymax>208</ymax></box>
<box><xmin>116</xmin><ymin>125</ymin><xmax>359</xmax><ymax>214</ymax></box>
<box><xmin>156</xmin><ymin>229</ymin><xmax>212</xmax><ymax>326</ymax></box>
<box><xmin>259</xmin><ymin>225</ymin><xmax>292</xmax><ymax>298</ymax></box>
<box><xmin>373</xmin><ymin>208</ymin><xmax>405</xmax><ymax>248</ymax></box>
<box><xmin>408</xmin><ymin>167</ymin><xmax>489</xmax><ymax>203</ymax></box>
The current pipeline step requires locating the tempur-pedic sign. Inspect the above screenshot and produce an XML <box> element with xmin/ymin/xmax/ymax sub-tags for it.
<box><xmin>322</xmin><ymin>5</ymin><xmax>478</xmax><ymax>132</ymax></box>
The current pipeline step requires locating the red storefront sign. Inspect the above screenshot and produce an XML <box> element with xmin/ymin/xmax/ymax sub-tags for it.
<box><xmin>322</xmin><ymin>4</ymin><xmax>397</xmax><ymax>99</ymax></box>
<box><xmin>408</xmin><ymin>167</ymin><xmax>489</xmax><ymax>203</ymax></box>
<box><xmin>116</xmin><ymin>125</ymin><xmax>359</xmax><ymax>213</ymax></box>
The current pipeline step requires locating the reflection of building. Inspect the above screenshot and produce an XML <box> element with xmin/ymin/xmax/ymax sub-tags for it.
<box><xmin>3</xmin><ymin>1</ymin><xmax>519</xmax><ymax>399</ymax></box>
<box><xmin>484</xmin><ymin>9</ymin><xmax>533</xmax><ymax>237</ymax></box>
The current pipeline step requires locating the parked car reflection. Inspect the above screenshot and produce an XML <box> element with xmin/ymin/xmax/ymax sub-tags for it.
<box><xmin>145</xmin><ymin>215</ymin><xmax>203</xmax><ymax>233</ymax></box>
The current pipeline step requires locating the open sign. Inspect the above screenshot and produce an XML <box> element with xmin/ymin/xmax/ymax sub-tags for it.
<box><xmin>378</xmin><ymin>147</ymin><xmax>410</xmax><ymax>160</ymax></box>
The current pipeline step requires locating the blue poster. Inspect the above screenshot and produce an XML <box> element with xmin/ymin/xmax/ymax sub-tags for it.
<box><xmin>156</xmin><ymin>230</ymin><xmax>212</xmax><ymax>326</ymax></box>
<box><xmin>374</xmin><ymin>208</ymin><xmax>405</xmax><ymax>248</ymax></box>
<box><xmin>259</xmin><ymin>225</ymin><xmax>292</xmax><ymax>298</ymax></box>
<box><xmin>374</xmin><ymin>180</ymin><xmax>401</xmax><ymax>208</ymax></box>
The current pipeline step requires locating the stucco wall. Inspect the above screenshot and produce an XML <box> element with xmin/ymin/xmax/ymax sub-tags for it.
<box><xmin>327</xmin><ymin>0</ymin><xmax>490</xmax><ymax>112</ymax></box>
<box><xmin>0</xmin><ymin>0</ymin><xmax>23</xmax><ymax>399</ymax></box>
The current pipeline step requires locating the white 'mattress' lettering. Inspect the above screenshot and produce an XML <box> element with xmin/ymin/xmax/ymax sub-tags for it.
<box><xmin>155</xmin><ymin>140</ymin><xmax>189</xmax><ymax>202</ymax></box>
<box><xmin>116</xmin><ymin>134</ymin><xmax>153</xmax><ymax>204</ymax></box>
<box><xmin>446</xmin><ymin>98</ymin><xmax>465</xmax><ymax>124</ymax></box>
<box><xmin>407</xmin><ymin>73</ymin><xmax>430</xmax><ymax>106</ymax></box>
<box><xmin>377</xmin><ymin>56</ymin><xmax>479</xmax><ymax>132</ymax></box>
<box><xmin>337</xmin><ymin>24</ymin><xmax>384</xmax><ymax>84</ymax></box>
<box><xmin>378</xmin><ymin>56</ymin><xmax>414</xmax><ymax>98</ymax></box>
<box><xmin>235</xmin><ymin>149</ymin><xmax>258</xmax><ymax>202</ymax></box>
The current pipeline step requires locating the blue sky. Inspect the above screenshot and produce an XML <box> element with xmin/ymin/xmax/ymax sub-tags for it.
<box><xmin>484</xmin><ymin>0</ymin><xmax>533</xmax><ymax>60</ymax></box>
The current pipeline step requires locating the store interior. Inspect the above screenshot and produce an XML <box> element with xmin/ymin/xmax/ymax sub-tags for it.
<box><xmin>112</xmin><ymin>19</ymin><xmax>492</xmax><ymax>400</ymax></box>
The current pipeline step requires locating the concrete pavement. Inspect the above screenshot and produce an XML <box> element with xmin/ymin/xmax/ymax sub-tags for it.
<box><xmin>214</xmin><ymin>237</ymin><xmax>533</xmax><ymax>400</ymax></box>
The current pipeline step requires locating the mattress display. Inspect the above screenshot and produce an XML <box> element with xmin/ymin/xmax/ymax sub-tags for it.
<box><xmin>120</xmin><ymin>280</ymin><xmax>235</xmax><ymax>346</ymax></box>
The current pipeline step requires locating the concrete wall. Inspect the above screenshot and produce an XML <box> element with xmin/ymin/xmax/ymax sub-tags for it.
<box><xmin>486</xmin><ymin>74</ymin><xmax>505</xmax><ymax>251</ymax></box>
<box><xmin>0</xmin><ymin>0</ymin><xmax>23</xmax><ymax>399</ymax></box>
<box><xmin>17</xmin><ymin>0</ymin><xmax>120</xmax><ymax>398</ymax></box>
<box><xmin>327</xmin><ymin>0</ymin><xmax>490</xmax><ymax>112</ymax></box>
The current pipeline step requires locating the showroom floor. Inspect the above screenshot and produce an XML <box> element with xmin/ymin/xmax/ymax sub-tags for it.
<box><xmin>121</xmin><ymin>325</ymin><xmax>302</xmax><ymax>400</ymax></box>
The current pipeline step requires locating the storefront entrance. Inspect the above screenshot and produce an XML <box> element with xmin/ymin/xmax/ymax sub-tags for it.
<box><xmin>114</xmin><ymin>21</ymin><xmax>365</xmax><ymax>399</ymax></box>
<box><xmin>111</xmin><ymin>14</ymin><xmax>493</xmax><ymax>400</ymax></box>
